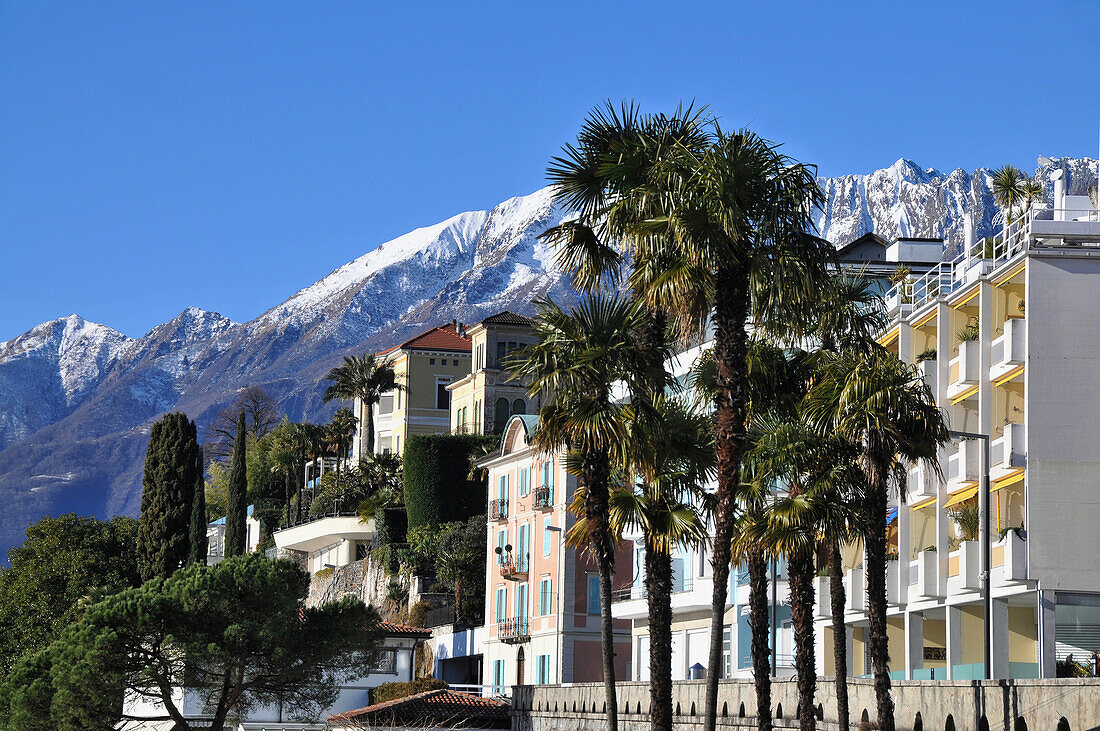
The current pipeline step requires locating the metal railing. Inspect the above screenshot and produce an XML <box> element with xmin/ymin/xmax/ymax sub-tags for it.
<box><xmin>497</xmin><ymin>617</ymin><xmax>530</xmax><ymax>643</ymax></box>
<box><xmin>489</xmin><ymin>499</ymin><xmax>509</xmax><ymax>521</ymax></box>
<box><xmin>611</xmin><ymin>575</ymin><xmax>695</xmax><ymax>602</ymax></box>
<box><xmin>501</xmin><ymin>553</ymin><xmax>529</xmax><ymax>579</ymax></box>
<box><xmin>532</xmin><ymin>486</ymin><xmax>553</xmax><ymax>510</ymax></box>
<box><xmin>278</xmin><ymin>507</ymin><xmax>360</xmax><ymax>531</ymax></box>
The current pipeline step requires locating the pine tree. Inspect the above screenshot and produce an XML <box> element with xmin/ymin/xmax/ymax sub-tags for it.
<box><xmin>137</xmin><ymin>412</ymin><xmax>200</xmax><ymax>581</ymax></box>
<box><xmin>224</xmin><ymin>410</ymin><xmax>248</xmax><ymax>557</ymax></box>
<box><xmin>188</xmin><ymin>450</ymin><xmax>208</xmax><ymax>565</ymax></box>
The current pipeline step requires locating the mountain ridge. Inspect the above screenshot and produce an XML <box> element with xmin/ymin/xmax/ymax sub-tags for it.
<box><xmin>0</xmin><ymin>155</ymin><xmax>1096</xmax><ymax>555</ymax></box>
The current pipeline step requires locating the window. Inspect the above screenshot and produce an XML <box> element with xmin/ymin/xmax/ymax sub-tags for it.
<box><xmin>496</xmin><ymin>528</ymin><xmax>508</xmax><ymax>564</ymax></box>
<box><xmin>494</xmin><ymin>398</ymin><xmax>509</xmax><ymax>430</ymax></box>
<box><xmin>722</xmin><ymin>627</ymin><xmax>732</xmax><ymax>679</ymax></box>
<box><xmin>496</xmin><ymin>341</ymin><xmax>506</xmax><ymax>365</ymax></box>
<box><xmin>476</xmin><ymin>344</ymin><xmax>484</xmax><ymax>369</ymax></box>
<box><xmin>518</xmin><ymin>524</ymin><xmax>529</xmax><ymax>568</ymax></box>
<box><xmin>436</xmin><ymin>378</ymin><xmax>452</xmax><ymax>410</ymax></box>
<box><xmin>519</xmin><ymin>468</ymin><xmax>528</xmax><ymax>496</ymax></box>
<box><xmin>453</xmin><ymin>359</ymin><xmax>459</xmax><ymax>366</ymax></box>
<box><xmin>539</xmin><ymin>578</ymin><xmax>552</xmax><ymax>615</ymax></box>
<box><xmin>517</xmin><ymin>583</ymin><xmax>528</xmax><ymax>620</ymax></box>
<box><xmin>492</xmin><ymin>659</ymin><xmax>505</xmax><ymax>695</ymax></box>
<box><xmin>474</xmin><ymin>400</ymin><xmax>480</xmax><ymax>433</ymax></box>
<box><xmin>429</xmin><ymin>358</ymin><xmax>436</xmax><ymax>365</ymax></box>
<box><xmin>536</xmin><ymin>654</ymin><xmax>551</xmax><ymax>684</ymax></box>
<box><xmin>542</xmin><ymin>461</ymin><xmax>552</xmax><ymax>489</ymax></box>
<box><xmin>495</xmin><ymin>586</ymin><xmax>507</xmax><ymax>622</ymax></box>
<box><xmin>542</xmin><ymin>516</ymin><xmax>552</xmax><ymax>556</ymax></box>
<box><xmin>370</xmin><ymin>648</ymin><xmax>397</xmax><ymax>674</ymax></box>
<box><xmin>512</xmin><ymin>398</ymin><xmax>526</xmax><ymax>416</ymax></box>
<box><xmin>587</xmin><ymin>575</ymin><xmax>600</xmax><ymax>615</ymax></box>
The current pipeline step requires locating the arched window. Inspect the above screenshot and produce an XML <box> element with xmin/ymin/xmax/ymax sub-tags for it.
<box><xmin>495</xmin><ymin>398</ymin><xmax>510</xmax><ymax>432</ymax></box>
<box><xmin>914</xmin><ymin>711</ymin><xmax>924</xmax><ymax>731</ymax></box>
<box><xmin>978</xmin><ymin>716</ymin><xmax>989</xmax><ymax>731</ymax></box>
<box><xmin>512</xmin><ymin>398</ymin><xmax>526</xmax><ymax>416</ymax></box>
<box><xmin>945</xmin><ymin>713</ymin><xmax>956</xmax><ymax>731</ymax></box>
<box><xmin>1013</xmin><ymin>717</ymin><xmax>1028</xmax><ymax>731</ymax></box>
<box><xmin>690</xmin><ymin>702</ymin><xmax>696</xmax><ymax>716</ymax></box>
<box><xmin>739</xmin><ymin>702</ymin><xmax>746</xmax><ymax>718</ymax></box>
<box><xmin>722</xmin><ymin>702</ymin><xmax>728</xmax><ymax>718</ymax></box>
<box><xmin>776</xmin><ymin>703</ymin><xmax>783</xmax><ymax>719</ymax></box>
<box><xmin>1056</xmin><ymin>718</ymin><xmax>1070</xmax><ymax>731</ymax></box>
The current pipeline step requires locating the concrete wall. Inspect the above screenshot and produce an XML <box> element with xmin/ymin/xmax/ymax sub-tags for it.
<box><xmin>1026</xmin><ymin>254</ymin><xmax>1100</xmax><ymax>591</ymax></box>
<box><xmin>512</xmin><ymin>678</ymin><xmax>1100</xmax><ymax>731</ymax></box>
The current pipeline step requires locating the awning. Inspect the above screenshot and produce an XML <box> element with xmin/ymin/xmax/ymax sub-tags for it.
<box><xmin>992</xmin><ymin>469</ymin><xmax>1025</xmax><ymax>492</ymax></box>
<box><xmin>943</xmin><ymin>485</ymin><xmax>978</xmax><ymax>508</ymax></box>
<box><xmin>909</xmin><ymin>495</ymin><xmax>937</xmax><ymax>510</ymax></box>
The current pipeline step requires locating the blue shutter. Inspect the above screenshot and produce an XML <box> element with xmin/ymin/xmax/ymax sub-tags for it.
<box><xmin>587</xmin><ymin>575</ymin><xmax>600</xmax><ymax>615</ymax></box>
<box><xmin>543</xmin><ymin>517</ymin><xmax>551</xmax><ymax>556</ymax></box>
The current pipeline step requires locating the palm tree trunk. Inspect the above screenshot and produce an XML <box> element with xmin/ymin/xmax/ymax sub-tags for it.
<box><xmin>365</xmin><ymin>403</ymin><xmax>375</xmax><ymax>456</ymax></box>
<box><xmin>829</xmin><ymin>542</ymin><xmax>850</xmax><ymax>731</ymax></box>
<box><xmin>584</xmin><ymin>450</ymin><xmax>618</xmax><ymax>731</ymax></box>
<box><xmin>748</xmin><ymin>547</ymin><xmax>773</xmax><ymax>731</ymax></box>
<box><xmin>646</xmin><ymin>543</ymin><xmax>674</xmax><ymax>731</ymax></box>
<box><xmin>789</xmin><ymin>549</ymin><xmax>816</xmax><ymax>731</ymax></box>
<box><xmin>704</xmin><ymin>261</ymin><xmax>751</xmax><ymax>731</ymax></box>
<box><xmin>864</xmin><ymin>455</ymin><xmax>894</xmax><ymax>731</ymax></box>
<box><xmin>284</xmin><ymin>470</ymin><xmax>293</xmax><ymax>526</ymax></box>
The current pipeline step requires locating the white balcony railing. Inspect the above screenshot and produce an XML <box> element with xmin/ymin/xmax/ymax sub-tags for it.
<box><xmin>947</xmin><ymin>340</ymin><xmax>979</xmax><ymax>399</ymax></box>
<box><xmin>947</xmin><ymin>440</ymin><xmax>980</xmax><ymax>487</ymax></box>
<box><xmin>907</xmin><ymin>462</ymin><xmax>938</xmax><ymax>503</ymax></box>
<box><xmin>917</xmin><ymin>359</ymin><xmax>937</xmax><ymax>395</ymax></box>
<box><xmin>990</xmin><ymin>317</ymin><xmax>1026</xmax><ymax>380</ymax></box>
<box><xmin>948</xmin><ymin>541</ymin><xmax>980</xmax><ymax>593</ymax></box>
<box><xmin>908</xmin><ymin>550</ymin><xmax>940</xmax><ymax>600</ymax></box>
<box><xmin>991</xmin><ymin>423</ymin><xmax>1025</xmax><ymax>476</ymax></box>
<box><xmin>843</xmin><ymin>567</ymin><xmax>864</xmax><ymax>613</ymax></box>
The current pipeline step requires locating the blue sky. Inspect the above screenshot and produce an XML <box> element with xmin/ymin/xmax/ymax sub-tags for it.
<box><xmin>2</xmin><ymin>2</ymin><xmax>1098</xmax><ymax>342</ymax></box>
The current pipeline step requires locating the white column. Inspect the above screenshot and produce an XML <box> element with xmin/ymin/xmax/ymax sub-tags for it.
<box><xmin>945</xmin><ymin>605</ymin><xmax>962</xmax><ymax>679</ymax></box>
<box><xmin>1038</xmin><ymin>590</ymin><xmax>1057</xmax><ymax>678</ymax></box>
<box><xmin>905</xmin><ymin>611</ymin><xmax>924</xmax><ymax>679</ymax></box>
<box><xmin>992</xmin><ymin>598</ymin><xmax>1010</xmax><ymax>678</ymax></box>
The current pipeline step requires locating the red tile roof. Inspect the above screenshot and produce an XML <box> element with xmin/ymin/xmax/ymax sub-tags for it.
<box><xmin>377</xmin><ymin>322</ymin><xmax>472</xmax><ymax>356</ymax></box>
<box><xmin>329</xmin><ymin>688</ymin><xmax>510</xmax><ymax>728</ymax></box>
<box><xmin>378</xmin><ymin>621</ymin><xmax>432</xmax><ymax>638</ymax></box>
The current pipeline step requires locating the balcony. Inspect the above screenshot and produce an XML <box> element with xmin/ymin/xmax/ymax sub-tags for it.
<box><xmin>843</xmin><ymin>567</ymin><xmax>863</xmax><ymax>613</ymax></box>
<box><xmin>947</xmin><ymin>541</ymin><xmax>980</xmax><ymax>593</ymax></box>
<box><xmin>533</xmin><ymin>486</ymin><xmax>553</xmax><ymax>511</ymax></box>
<box><xmin>907</xmin><ymin>462</ymin><xmax>938</xmax><ymax>503</ymax></box>
<box><xmin>489</xmin><ymin>499</ymin><xmax>509</xmax><ymax>521</ymax></box>
<box><xmin>990</xmin><ymin>318</ymin><xmax>1026</xmax><ymax>382</ymax></box>
<box><xmin>992</xmin><ymin>529</ymin><xmax>1027</xmax><ymax>583</ymax></box>
<box><xmin>946</xmin><ymin>340</ymin><xmax>979</xmax><ymax>401</ymax></box>
<box><xmin>500</xmin><ymin>553</ymin><xmax>529</xmax><ymax>581</ymax></box>
<box><xmin>907</xmin><ymin>549</ymin><xmax>941</xmax><ymax>600</ymax></box>
<box><xmin>947</xmin><ymin>440</ymin><xmax>980</xmax><ymax>488</ymax></box>
<box><xmin>814</xmin><ymin>575</ymin><xmax>832</xmax><ymax>619</ymax></box>
<box><xmin>917</xmin><ymin>359</ymin><xmax>937</xmax><ymax>395</ymax></box>
<box><xmin>991</xmin><ymin>423</ymin><xmax>1025</xmax><ymax>479</ymax></box>
<box><xmin>497</xmin><ymin>617</ymin><xmax>530</xmax><ymax>644</ymax></box>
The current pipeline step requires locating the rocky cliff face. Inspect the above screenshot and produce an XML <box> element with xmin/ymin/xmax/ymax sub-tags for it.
<box><xmin>0</xmin><ymin>156</ymin><xmax>1096</xmax><ymax>556</ymax></box>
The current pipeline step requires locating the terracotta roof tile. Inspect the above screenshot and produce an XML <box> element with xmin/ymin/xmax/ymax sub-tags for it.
<box><xmin>377</xmin><ymin>322</ymin><xmax>472</xmax><ymax>356</ymax></box>
<box><xmin>378</xmin><ymin>621</ymin><xmax>432</xmax><ymax>637</ymax></box>
<box><xmin>329</xmin><ymin>688</ymin><xmax>510</xmax><ymax>728</ymax></box>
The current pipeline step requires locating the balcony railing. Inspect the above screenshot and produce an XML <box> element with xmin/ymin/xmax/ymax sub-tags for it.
<box><xmin>611</xmin><ymin>575</ymin><xmax>694</xmax><ymax>603</ymax></box>
<box><xmin>497</xmin><ymin>617</ymin><xmax>530</xmax><ymax>644</ymax></box>
<box><xmin>500</xmin><ymin>553</ymin><xmax>529</xmax><ymax>580</ymax></box>
<box><xmin>947</xmin><ymin>340</ymin><xmax>979</xmax><ymax>399</ymax></box>
<box><xmin>533</xmin><ymin>486</ymin><xmax>553</xmax><ymax>510</ymax></box>
<box><xmin>991</xmin><ymin>423</ymin><xmax>1025</xmax><ymax>473</ymax></box>
<box><xmin>489</xmin><ymin>499</ymin><xmax>509</xmax><ymax>521</ymax></box>
<box><xmin>991</xmin><ymin>317</ymin><xmax>1026</xmax><ymax>379</ymax></box>
<box><xmin>947</xmin><ymin>439</ymin><xmax>980</xmax><ymax>486</ymax></box>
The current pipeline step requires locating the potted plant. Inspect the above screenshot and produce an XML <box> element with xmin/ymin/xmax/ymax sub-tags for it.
<box><xmin>956</xmin><ymin>316</ymin><xmax>980</xmax><ymax>344</ymax></box>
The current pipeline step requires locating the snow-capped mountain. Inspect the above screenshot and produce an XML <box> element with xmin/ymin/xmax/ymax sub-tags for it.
<box><xmin>0</xmin><ymin>156</ymin><xmax>1096</xmax><ymax>556</ymax></box>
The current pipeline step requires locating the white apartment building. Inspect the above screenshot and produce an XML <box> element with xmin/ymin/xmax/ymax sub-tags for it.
<box><xmin>823</xmin><ymin>185</ymin><xmax>1100</xmax><ymax>680</ymax></box>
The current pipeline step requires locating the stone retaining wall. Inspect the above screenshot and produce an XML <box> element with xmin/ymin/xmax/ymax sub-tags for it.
<box><xmin>513</xmin><ymin>678</ymin><xmax>1100</xmax><ymax>731</ymax></box>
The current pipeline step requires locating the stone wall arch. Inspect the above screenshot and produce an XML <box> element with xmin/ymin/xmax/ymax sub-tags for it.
<box><xmin>944</xmin><ymin>713</ymin><xmax>956</xmax><ymax>731</ymax></box>
<box><xmin>1057</xmin><ymin>717</ymin><xmax>1070</xmax><ymax>731</ymax></box>
<box><xmin>913</xmin><ymin>710</ymin><xmax>923</xmax><ymax>731</ymax></box>
<box><xmin>1013</xmin><ymin>717</ymin><xmax>1027</xmax><ymax>731</ymax></box>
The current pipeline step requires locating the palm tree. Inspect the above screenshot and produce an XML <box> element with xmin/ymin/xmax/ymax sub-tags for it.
<box><xmin>508</xmin><ymin>294</ymin><xmax>661</xmax><ymax>731</ymax></box>
<box><xmin>545</xmin><ymin>104</ymin><xmax>832</xmax><ymax>731</ymax></box>
<box><xmin>322</xmin><ymin>353</ymin><xmax>398</xmax><ymax>456</ymax></box>
<box><xmin>327</xmin><ymin>407</ymin><xmax>358</xmax><ymax>472</ymax></box>
<box><xmin>991</xmin><ymin>165</ymin><xmax>1028</xmax><ymax>238</ymax></box>
<box><xmin>610</xmin><ymin>398</ymin><xmax>714</xmax><ymax>731</ymax></box>
<box><xmin>805</xmin><ymin>352</ymin><xmax>948</xmax><ymax>731</ymax></box>
<box><xmin>809</xmin><ymin>271</ymin><xmax>884</xmax><ymax>731</ymax></box>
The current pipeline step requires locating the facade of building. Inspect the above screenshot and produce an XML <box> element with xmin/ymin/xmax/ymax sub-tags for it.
<box><xmin>206</xmin><ymin>505</ymin><xmax>262</xmax><ymax>564</ymax></box>
<box><xmin>480</xmin><ymin>415</ymin><xmax>633</xmax><ymax>692</ymax></box>
<box><xmin>822</xmin><ymin>193</ymin><xmax>1100</xmax><ymax>680</ymax></box>
<box><xmin>448</xmin><ymin>311</ymin><xmax>538</xmax><ymax>435</ymax></box>
<box><xmin>348</xmin><ymin>321</ymin><xmax>473</xmax><ymax>460</ymax></box>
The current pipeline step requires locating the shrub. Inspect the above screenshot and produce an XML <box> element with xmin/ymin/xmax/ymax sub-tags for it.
<box><xmin>402</xmin><ymin>434</ymin><xmax>497</xmax><ymax>528</ymax></box>
<box><xmin>370</xmin><ymin>677</ymin><xmax>447</xmax><ymax>705</ymax></box>
<box><xmin>915</xmin><ymin>348</ymin><xmax>937</xmax><ymax>363</ymax></box>
<box><xmin>405</xmin><ymin>600</ymin><xmax>432</xmax><ymax>628</ymax></box>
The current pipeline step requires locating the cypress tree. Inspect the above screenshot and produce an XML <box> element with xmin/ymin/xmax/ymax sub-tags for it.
<box><xmin>137</xmin><ymin>412</ymin><xmax>200</xmax><ymax>581</ymax></box>
<box><xmin>188</xmin><ymin>450</ymin><xmax>208</xmax><ymax>565</ymax></box>
<box><xmin>224</xmin><ymin>410</ymin><xmax>248</xmax><ymax>557</ymax></box>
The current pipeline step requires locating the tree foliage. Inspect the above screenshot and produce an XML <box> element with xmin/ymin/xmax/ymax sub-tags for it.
<box><xmin>138</xmin><ymin>412</ymin><xmax>201</xmax><ymax>581</ymax></box>
<box><xmin>203</xmin><ymin>385</ymin><xmax>279</xmax><ymax>462</ymax></box>
<box><xmin>402</xmin><ymin>434</ymin><xmax>496</xmax><ymax>529</ymax></box>
<box><xmin>188</xmin><ymin>450</ymin><xmax>208</xmax><ymax>565</ymax></box>
<box><xmin>0</xmin><ymin>554</ymin><xmax>381</xmax><ymax>731</ymax></box>
<box><xmin>224</xmin><ymin>411</ymin><xmax>248</xmax><ymax>557</ymax></box>
<box><xmin>0</xmin><ymin>515</ymin><xmax>140</xmax><ymax>680</ymax></box>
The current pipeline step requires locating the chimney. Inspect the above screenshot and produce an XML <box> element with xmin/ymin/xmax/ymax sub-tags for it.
<box><xmin>1051</xmin><ymin>169</ymin><xmax>1065</xmax><ymax>221</ymax></box>
<box><xmin>964</xmin><ymin>213</ymin><xmax>974</xmax><ymax>254</ymax></box>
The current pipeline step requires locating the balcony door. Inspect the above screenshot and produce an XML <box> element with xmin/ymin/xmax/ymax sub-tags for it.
<box><xmin>516</xmin><ymin>647</ymin><xmax>526</xmax><ymax>686</ymax></box>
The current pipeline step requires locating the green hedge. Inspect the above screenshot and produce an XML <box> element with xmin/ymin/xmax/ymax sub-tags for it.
<box><xmin>377</xmin><ymin>506</ymin><xmax>408</xmax><ymax>546</ymax></box>
<box><xmin>402</xmin><ymin>434</ymin><xmax>496</xmax><ymax>529</ymax></box>
<box><xmin>370</xmin><ymin>676</ymin><xmax>447</xmax><ymax>705</ymax></box>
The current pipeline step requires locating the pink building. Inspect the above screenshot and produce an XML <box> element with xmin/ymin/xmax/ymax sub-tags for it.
<box><xmin>480</xmin><ymin>415</ymin><xmax>632</xmax><ymax>692</ymax></box>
